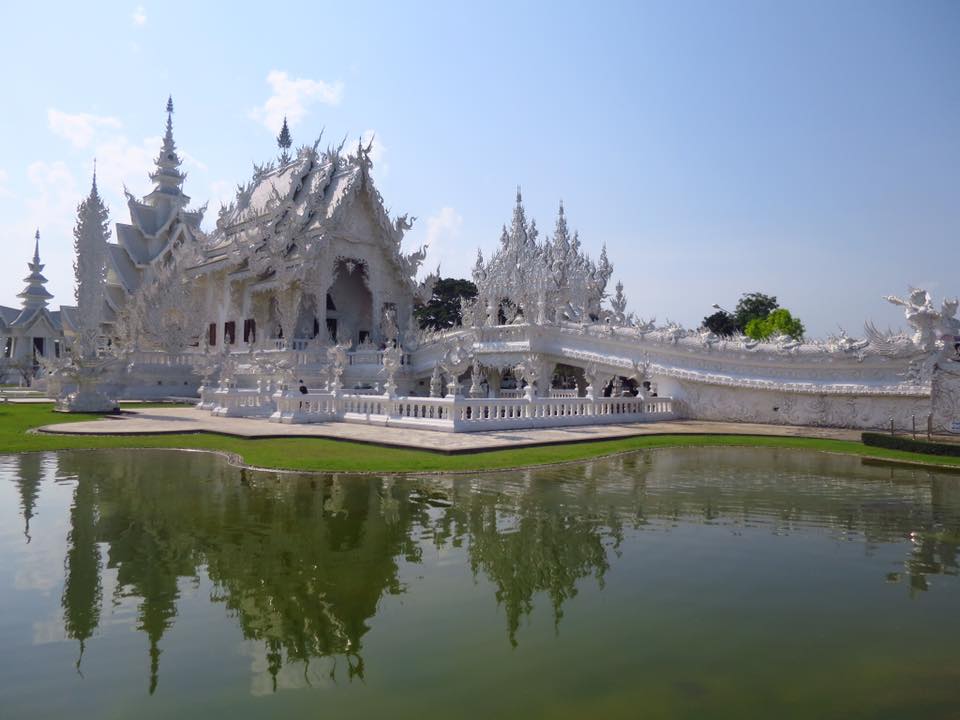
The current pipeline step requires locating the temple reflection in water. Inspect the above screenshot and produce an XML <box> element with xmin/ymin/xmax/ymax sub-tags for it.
<box><xmin>6</xmin><ymin>448</ymin><xmax>960</xmax><ymax>694</ymax></box>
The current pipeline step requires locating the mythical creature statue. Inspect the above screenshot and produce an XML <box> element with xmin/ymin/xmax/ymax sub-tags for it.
<box><xmin>380</xmin><ymin>305</ymin><xmax>399</xmax><ymax>345</ymax></box>
<box><xmin>415</xmin><ymin>266</ymin><xmax>440</xmax><ymax>304</ymax></box>
<box><xmin>939</xmin><ymin>297</ymin><xmax>960</xmax><ymax>338</ymax></box>
<box><xmin>828</xmin><ymin>328</ymin><xmax>870</xmax><ymax>355</ymax></box>
<box><xmin>429</xmin><ymin>363</ymin><xmax>443</xmax><ymax>398</ymax></box>
<box><xmin>632</xmin><ymin>317</ymin><xmax>656</xmax><ymax>337</ymax></box>
<box><xmin>379</xmin><ymin>344</ymin><xmax>403</xmax><ymax>397</ymax></box>
<box><xmin>326</xmin><ymin>341</ymin><xmax>351</xmax><ymax>392</ymax></box>
<box><xmin>884</xmin><ymin>288</ymin><xmax>941</xmax><ymax>352</ymax></box>
<box><xmin>699</xmin><ymin>329</ymin><xmax>721</xmax><ymax>349</ymax></box>
<box><xmin>394</xmin><ymin>214</ymin><xmax>416</xmax><ymax>233</ymax></box>
<box><xmin>862</xmin><ymin>323</ymin><xmax>915</xmax><ymax>358</ymax></box>
<box><xmin>656</xmin><ymin>322</ymin><xmax>685</xmax><ymax>345</ymax></box>
<box><xmin>773</xmin><ymin>334</ymin><xmax>803</xmax><ymax>353</ymax></box>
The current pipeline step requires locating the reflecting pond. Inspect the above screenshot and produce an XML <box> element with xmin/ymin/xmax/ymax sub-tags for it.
<box><xmin>1</xmin><ymin>447</ymin><xmax>959</xmax><ymax>719</ymax></box>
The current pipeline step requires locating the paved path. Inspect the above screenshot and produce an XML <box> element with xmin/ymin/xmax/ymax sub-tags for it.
<box><xmin>37</xmin><ymin>406</ymin><xmax>864</xmax><ymax>453</ymax></box>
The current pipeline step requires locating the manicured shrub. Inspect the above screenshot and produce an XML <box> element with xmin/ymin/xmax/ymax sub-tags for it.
<box><xmin>862</xmin><ymin>432</ymin><xmax>960</xmax><ymax>458</ymax></box>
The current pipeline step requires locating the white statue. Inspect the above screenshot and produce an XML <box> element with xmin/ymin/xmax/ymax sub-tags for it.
<box><xmin>885</xmin><ymin>288</ymin><xmax>941</xmax><ymax>352</ymax></box>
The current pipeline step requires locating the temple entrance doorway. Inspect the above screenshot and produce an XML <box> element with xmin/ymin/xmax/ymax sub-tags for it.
<box><xmin>328</xmin><ymin>259</ymin><xmax>373</xmax><ymax>347</ymax></box>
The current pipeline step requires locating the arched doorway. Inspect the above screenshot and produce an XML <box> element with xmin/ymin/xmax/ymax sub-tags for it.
<box><xmin>328</xmin><ymin>259</ymin><xmax>373</xmax><ymax>346</ymax></box>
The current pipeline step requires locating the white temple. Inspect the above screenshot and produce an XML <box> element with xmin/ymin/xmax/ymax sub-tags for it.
<box><xmin>0</xmin><ymin>232</ymin><xmax>77</xmax><ymax>384</ymax></box>
<box><xmin>17</xmin><ymin>98</ymin><xmax>960</xmax><ymax>432</ymax></box>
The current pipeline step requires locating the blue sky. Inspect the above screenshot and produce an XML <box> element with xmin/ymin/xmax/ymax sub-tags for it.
<box><xmin>1</xmin><ymin>0</ymin><xmax>957</xmax><ymax>335</ymax></box>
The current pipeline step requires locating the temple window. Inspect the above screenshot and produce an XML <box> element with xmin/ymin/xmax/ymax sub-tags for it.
<box><xmin>208</xmin><ymin>323</ymin><xmax>217</xmax><ymax>346</ymax></box>
<box><xmin>2</xmin><ymin>338</ymin><xmax>11</xmax><ymax>358</ymax></box>
<box><xmin>224</xmin><ymin>321</ymin><xmax>236</xmax><ymax>345</ymax></box>
<box><xmin>243</xmin><ymin>318</ymin><xmax>256</xmax><ymax>343</ymax></box>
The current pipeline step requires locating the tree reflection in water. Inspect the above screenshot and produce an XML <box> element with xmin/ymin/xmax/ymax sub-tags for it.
<box><xmin>5</xmin><ymin>447</ymin><xmax>956</xmax><ymax>693</ymax></box>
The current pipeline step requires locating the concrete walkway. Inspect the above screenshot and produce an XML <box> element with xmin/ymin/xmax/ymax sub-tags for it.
<box><xmin>37</xmin><ymin>406</ymin><xmax>864</xmax><ymax>453</ymax></box>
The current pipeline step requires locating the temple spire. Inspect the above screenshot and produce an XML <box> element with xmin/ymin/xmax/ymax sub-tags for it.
<box><xmin>148</xmin><ymin>95</ymin><xmax>186</xmax><ymax>199</ymax></box>
<box><xmin>18</xmin><ymin>230</ymin><xmax>53</xmax><ymax>310</ymax></box>
<box><xmin>277</xmin><ymin>116</ymin><xmax>292</xmax><ymax>165</ymax></box>
<box><xmin>510</xmin><ymin>186</ymin><xmax>530</xmax><ymax>245</ymax></box>
<box><xmin>553</xmin><ymin>200</ymin><xmax>571</xmax><ymax>255</ymax></box>
<box><xmin>73</xmin><ymin>167</ymin><xmax>111</xmax><ymax>355</ymax></box>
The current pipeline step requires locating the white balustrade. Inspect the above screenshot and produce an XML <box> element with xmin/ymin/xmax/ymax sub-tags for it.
<box><xmin>211</xmin><ymin>387</ymin><xmax>275</xmax><ymax>417</ymax></box>
<box><xmin>128</xmin><ymin>350</ymin><xmax>197</xmax><ymax>367</ymax></box>
<box><xmin>263</xmin><ymin>390</ymin><xmax>674</xmax><ymax>431</ymax></box>
<box><xmin>348</xmin><ymin>350</ymin><xmax>411</xmax><ymax>366</ymax></box>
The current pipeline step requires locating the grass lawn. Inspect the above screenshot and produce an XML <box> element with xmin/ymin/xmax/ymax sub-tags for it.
<box><xmin>2</xmin><ymin>402</ymin><xmax>960</xmax><ymax>474</ymax></box>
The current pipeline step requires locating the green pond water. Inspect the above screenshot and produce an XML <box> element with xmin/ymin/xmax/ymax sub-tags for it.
<box><xmin>0</xmin><ymin>448</ymin><xmax>958</xmax><ymax>719</ymax></box>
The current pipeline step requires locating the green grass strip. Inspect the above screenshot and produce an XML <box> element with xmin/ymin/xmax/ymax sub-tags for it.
<box><xmin>2</xmin><ymin>403</ymin><xmax>960</xmax><ymax>474</ymax></box>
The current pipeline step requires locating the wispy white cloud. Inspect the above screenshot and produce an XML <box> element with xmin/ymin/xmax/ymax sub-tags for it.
<box><xmin>47</xmin><ymin>109</ymin><xmax>122</xmax><ymax>149</ymax></box>
<box><xmin>132</xmin><ymin>5</ymin><xmax>147</xmax><ymax>26</ymax></box>
<box><xmin>0</xmin><ymin>160</ymin><xmax>84</xmax><ymax>303</ymax></box>
<box><xmin>208</xmin><ymin>179</ymin><xmax>237</xmax><ymax>217</ymax></box>
<box><xmin>249</xmin><ymin>70</ymin><xmax>343</xmax><ymax>133</ymax></box>
<box><xmin>417</xmin><ymin>207</ymin><xmax>464</xmax><ymax>278</ymax></box>
<box><xmin>2</xmin><ymin>105</ymin><xmax>221</xmax><ymax>307</ymax></box>
<box><xmin>93</xmin><ymin>134</ymin><xmax>158</xmax><ymax>199</ymax></box>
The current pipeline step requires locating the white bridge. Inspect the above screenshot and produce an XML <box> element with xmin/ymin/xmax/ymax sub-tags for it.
<box><xmin>204</xmin><ymin>386</ymin><xmax>675</xmax><ymax>433</ymax></box>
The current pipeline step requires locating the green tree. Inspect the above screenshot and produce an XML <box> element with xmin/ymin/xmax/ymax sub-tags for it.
<box><xmin>744</xmin><ymin>308</ymin><xmax>805</xmax><ymax>340</ymax></box>
<box><xmin>734</xmin><ymin>292</ymin><xmax>779</xmax><ymax>330</ymax></box>
<box><xmin>414</xmin><ymin>278</ymin><xmax>478</xmax><ymax>330</ymax></box>
<box><xmin>276</xmin><ymin>116</ymin><xmax>292</xmax><ymax>164</ymax></box>
<box><xmin>702</xmin><ymin>310</ymin><xmax>738</xmax><ymax>336</ymax></box>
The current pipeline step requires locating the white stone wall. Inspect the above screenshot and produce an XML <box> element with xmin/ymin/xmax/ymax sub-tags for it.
<box><xmin>658</xmin><ymin>375</ymin><xmax>932</xmax><ymax>431</ymax></box>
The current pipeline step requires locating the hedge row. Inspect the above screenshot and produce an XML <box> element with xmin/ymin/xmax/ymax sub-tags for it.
<box><xmin>862</xmin><ymin>432</ymin><xmax>960</xmax><ymax>458</ymax></box>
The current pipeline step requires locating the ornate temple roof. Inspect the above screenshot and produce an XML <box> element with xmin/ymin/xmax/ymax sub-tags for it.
<box><xmin>103</xmin><ymin>98</ymin><xmax>205</xmax><ymax>321</ymax></box>
<box><xmin>199</xmin><ymin>134</ymin><xmax>429</xmax><ymax>290</ymax></box>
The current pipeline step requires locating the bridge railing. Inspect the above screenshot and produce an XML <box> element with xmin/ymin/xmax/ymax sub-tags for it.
<box><xmin>210</xmin><ymin>387</ymin><xmax>275</xmax><ymax>417</ymax></box>
<box><xmin>266</xmin><ymin>391</ymin><xmax>675</xmax><ymax>432</ymax></box>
